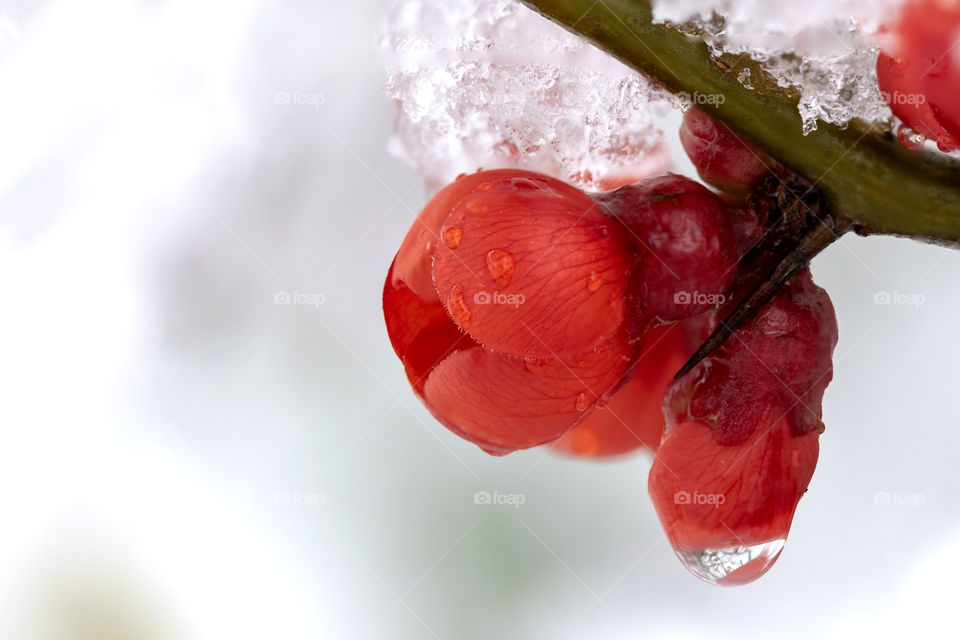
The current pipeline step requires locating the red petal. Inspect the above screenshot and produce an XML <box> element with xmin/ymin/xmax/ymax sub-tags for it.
<box><xmin>552</xmin><ymin>321</ymin><xmax>697</xmax><ymax>457</ymax></box>
<box><xmin>432</xmin><ymin>171</ymin><xmax>630</xmax><ymax>358</ymax></box>
<box><xmin>383</xmin><ymin>260</ymin><xmax>475</xmax><ymax>395</ymax></box>
<box><xmin>391</xmin><ymin>171</ymin><xmax>515</xmax><ymax>302</ymax></box>
<box><xmin>423</xmin><ymin>331</ymin><xmax>636</xmax><ymax>454</ymax></box>
<box><xmin>386</xmin><ymin>172</ymin><xmax>531</xmax><ymax>392</ymax></box>
<box><xmin>876</xmin><ymin>52</ymin><xmax>959</xmax><ymax>150</ymax></box>
<box><xmin>666</xmin><ymin>270</ymin><xmax>837</xmax><ymax>442</ymax></box>
<box><xmin>648</xmin><ymin>411</ymin><xmax>820</xmax><ymax>552</ymax></box>
<box><xmin>891</xmin><ymin>0</ymin><xmax>960</xmax><ymax>144</ymax></box>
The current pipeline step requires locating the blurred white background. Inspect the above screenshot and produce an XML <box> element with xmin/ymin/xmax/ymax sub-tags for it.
<box><xmin>1</xmin><ymin>1</ymin><xmax>959</xmax><ymax>638</ymax></box>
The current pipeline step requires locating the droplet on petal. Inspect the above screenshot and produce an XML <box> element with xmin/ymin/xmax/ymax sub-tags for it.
<box><xmin>675</xmin><ymin>538</ymin><xmax>785</xmax><ymax>586</ymax></box>
<box><xmin>446</xmin><ymin>283</ymin><xmax>472</xmax><ymax>330</ymax></box>
<box><xmin>575</xmin><ymin>392</ymin><xmax>592</xmax><ymax>411</ymax></box>
<box><xmin>467</xmin><ymin>200</ymin><xmax>489</xmax><ymax>214</ymax></box>
<box><xmin>524</xmin><ymin>358</ymin><xmax>548</xmax><ymax>372</ymax></box>
<box><xmin>486</xmin><ymin>249</ymin><xmax>516</xmax><ymax>287</ymax></box>
<box><xmin>896</xmin><ymin>125</ymin><xmax>925</xmax><ymax>150</ymax></box>
<box><xmin>442</xmin><ymin>226</ymin><xmax>463</xmax><ymax>249</ymax></box>
<box><xmin>586</xmin><ymin>271</ymin><xmax>602</xmax><ymax>293</ymax></box>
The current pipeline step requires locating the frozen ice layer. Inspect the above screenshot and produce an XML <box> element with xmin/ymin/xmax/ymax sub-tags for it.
<box><xmin>652</xmin><ymin>0</ymin><xmax>908</xmax><ymax>134</ymax></box>
<box><xmin>381</xmin><ymin>0</ymin><xmax>673</xmax><ymax>193</ymax></box>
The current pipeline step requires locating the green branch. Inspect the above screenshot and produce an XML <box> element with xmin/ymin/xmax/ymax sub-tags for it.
<box><xmin>519</xmin><ymin>0</ymin><xmax>960</xmax><ymax>247</ymax></box>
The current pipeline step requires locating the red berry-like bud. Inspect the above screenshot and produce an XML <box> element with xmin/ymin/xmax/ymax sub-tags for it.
<box><xmin>384</xmin><ymin>169</ymin><xmax>638</xmax><ymax>454</ymax></box>
<box><xmin>679</xmin><ymin>108</ymin><xmax>773</xmax><ymax>196</ymax></box>
<box><xmin>597</xmin><ymin>174</ymin><xmax>739</xmax><ymax>329</ymax></box>
<box><xmin>649</xmin><ymin>270</ymin><xmax>837</xmax><ymax>585</ymax></box>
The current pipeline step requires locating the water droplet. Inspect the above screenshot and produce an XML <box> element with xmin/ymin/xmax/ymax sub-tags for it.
<box><xmin>466</xmin><ymin>200</ymin><xmax>488</xmax><ymax>214</ymax></box>
<box><xmin>674</xmin><ymin>538</ymin><xmax>785</xmax><ymax>586</ymax></box>
<box><xmin>477</xmin><ymin>182</ymin><xmax>494</xmax><ymax>192</ymax></box>
<box><xmin>447</xmin><ymin>284</ymin><xmax>472</xmax><ymax>330</ymax></box>
<box><xmin>586</xmin><ymin>271</ymin><xmax>602</xmax><ymax>293</ymax></box>
<box><xmin>486</xmin><ymin>249</ymin><xmax>516</xmax><ymax>287</ymax></box>
<box><xmin>442</xmin><ymin>226</ymin><xmax>463</xmax><ymax>249</ymax></box>
<box><xmin>524</xmin><ymin>358</ymin><xmax>548</xmax><ymax>372</ymax></box>
<box><xmin>575</xmin><ymin>391</ymin><xmax>592</xmax><ymax>412</ymax></box>
<box><xmin>417</xmin><ymin>229</ymin><xmax>426</xmax><ymax>242</ymax></box>
<box><xmin>897</xmin><ymin>125</ymin><xmax>925</xmax><ymax>150</ymax></box>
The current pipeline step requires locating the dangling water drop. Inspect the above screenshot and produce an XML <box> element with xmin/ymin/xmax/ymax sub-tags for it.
<box><xmin>442</xmin><ymin>226</ymin><xmax>463</xmax><ymax>249</ymax></box>
<box><xmin>586</xmin><ymin>271</ymin><xmax>602</xmax><ymax>293</ymax></box>
<box><xmin>446</xmin><ymin>284</ymin><xmax>472</xmax><ymax>330</ymax></box>
<box><xmin>486</xmin><ymin>249</ymin><xmax>516</xmax><ymax>287</ymax></box>
<box><xmin>896</xmin><ymin>125</ymin><xmax>925</xmax><ymax>150</ymax></box>
<box><xmin>575</xmin><ymin>391</ymin><xmax>592</xmax><ymax>412</ymax></box>
<box><xmin>674</xmin><ymin>538</ymin><xmax>785</xmax><ymax>586</ymax></box>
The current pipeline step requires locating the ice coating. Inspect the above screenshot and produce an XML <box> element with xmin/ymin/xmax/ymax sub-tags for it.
<box><xmin>381</xmin><ymin>0</ymin><xmax>673</xmax><ymax>193</ymax></box>
<box><xmin>652</xmin><ymin>0</ymin><xmax>907</xmax><ymax>134</ymax></box>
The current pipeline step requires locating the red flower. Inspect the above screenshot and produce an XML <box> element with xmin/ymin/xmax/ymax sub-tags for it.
<box><xmin>384</xmin><ymin>169</ymin><xmax>636</xmax><ymax>454</ymax></box>
<box><xmin>385</xmin><ymin>163</ymin><xmax>839</xmax><ymax>585</ymax></box>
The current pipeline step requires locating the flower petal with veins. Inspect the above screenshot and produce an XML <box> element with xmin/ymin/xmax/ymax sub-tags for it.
<box><xmin>423</xmin><ymin>332</ymin><xmax>636</xmax><ymax>454</ymax></box>
<box><xmin>553</xmin><ymin>321</ymin><xmax>699</xmax><ymax>457</ymax></box>
<box><xmin>391</xmin><ymin>170</ymin><xmax>525</xmax><ymax>301</ymax></box>
<box><xmin>383</xmin><ymin>260</ymin><xmax>476</xmax><ymax>396</ymax></box>
<box><xmin>433</xmin><ymin>172</ymin><xmax>630</xmax><ymax>358</ymax></box>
